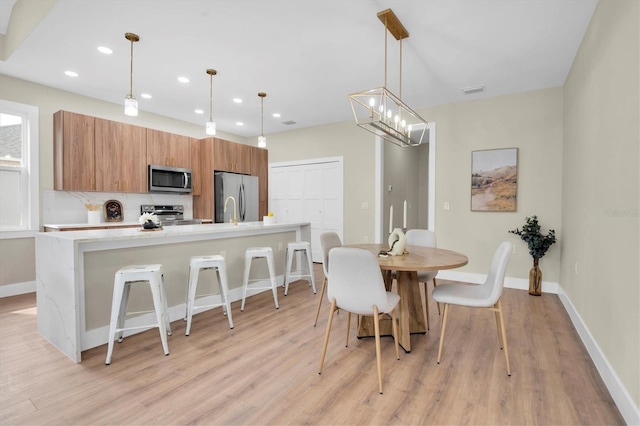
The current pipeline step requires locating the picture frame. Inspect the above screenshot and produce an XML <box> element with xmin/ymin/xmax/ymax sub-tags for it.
<box><xmin>471</xmin><ymin>148</ymin><xmax>518</xmax><ymax>212</ymax></box>
<box><xmin>104</xmin><ymin>199</ymin><xmax>124</xmax><ymax>222</ymax></box>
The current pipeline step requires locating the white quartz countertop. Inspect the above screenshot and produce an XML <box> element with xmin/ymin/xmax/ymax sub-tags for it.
<box><xmin>43</xmin><ymin>219</ymin><xmax>214</xmax><ymax>229</ymax></box>
<box><xmin>37</xmin><ymin>221</ymin><xmax>307</xmax><ymax>244</ymax></box>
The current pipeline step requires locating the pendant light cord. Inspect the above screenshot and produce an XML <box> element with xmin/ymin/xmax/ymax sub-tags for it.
<box><xmin>129</xmin><ymin>39</ymin><xmax>134</xmax><ymax>96</ymax></box>
<box><xmin>209</xmin><ymin>73</ymin><xmax>213</xmax><ymax>122</ymax></box>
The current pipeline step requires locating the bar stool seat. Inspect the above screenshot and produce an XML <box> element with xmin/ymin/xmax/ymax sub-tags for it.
<box><xmin>284</xmin><ymin>241</ymin><xmax>316</xmax><ymax>296</ymax></box>
<box><xmin>105</xmin><ymin>264</ymin><xmax>171</xmax><ymax>365</ymax></box>
<box><xmin>185</xmin><ymin>255</ymin><xmax>234</xmax><ymax>335</ymax></box>
<box><xmin>241</xmin><ymin>247</ymin><xmax>278</xmax><ymax>311</ymax></box>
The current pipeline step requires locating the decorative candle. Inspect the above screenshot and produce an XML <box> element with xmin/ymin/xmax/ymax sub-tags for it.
<box><xmin>389</xmin><ymin>205</ymin><xmax>393</xmax><ymax>234</ymax></box>
<box><xmin>403</xmin><ymin>200</ymin><xmax>407</xmax><ymax>229</ymax></box>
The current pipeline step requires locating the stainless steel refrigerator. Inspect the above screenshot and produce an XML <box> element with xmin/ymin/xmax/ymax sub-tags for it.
<box><xmin>214</xmin><ymin>171</ymin><xmax>259</xmax><ymax>223</ymax></box>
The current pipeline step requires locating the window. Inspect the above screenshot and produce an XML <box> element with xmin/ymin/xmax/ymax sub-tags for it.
<box><xmin>0</xmin><ymin>100</ymin><xmax>39</xmax><ymax>234</ymax></box>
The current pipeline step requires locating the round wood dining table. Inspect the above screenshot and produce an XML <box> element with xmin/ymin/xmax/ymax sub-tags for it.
<box><xmin>344</xmin><ymin>243</ymin><xmax>468</xmax><ymax>352</ymax></box>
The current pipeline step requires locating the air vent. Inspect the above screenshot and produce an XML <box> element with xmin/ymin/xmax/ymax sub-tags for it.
<box><xmin>462</xmin><ymin>85</ymin><xmax>485</xmax><ymax>95</ymax></box>
<box><xmin>282</xmin><ymin>120</ymin><xmax>297</xmax><ymax>125</ymax></box>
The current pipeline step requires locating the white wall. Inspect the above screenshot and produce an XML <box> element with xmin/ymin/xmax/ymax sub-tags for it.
<box><xmin>562</xmin><ymin>0</ymin><xmax>639</xmax><ymax>414</ymax></box>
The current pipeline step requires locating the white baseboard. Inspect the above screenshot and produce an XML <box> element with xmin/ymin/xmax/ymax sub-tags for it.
<box><xmin>0</xmin><ymin>280</ymin><xmax>36</xmax><ymax>298</ymax></box>
<box><xmin>436</xmin><ymin>270</ymin><xmax>638</xmax><ymax>425</ymax></box>
<box><xmin>82</xmin><ymin>279</ymin><xmax>279</xmax><ymax>352</ymax></box>
<box><xmin>557</xmin><ymin>286</ymin><xmax>640</xmax><ymax>426</ymax></box>
<box><xmin>436</xmin><ymin>270</ymin><xmax>559</xmax><ymax>294</ymax></box>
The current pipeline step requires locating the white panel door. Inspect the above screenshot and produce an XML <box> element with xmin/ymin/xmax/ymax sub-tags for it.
<box><xmin>269</xmin><ymin>158</ymin><xmax>344</xmax><ymax>262</ymax></box>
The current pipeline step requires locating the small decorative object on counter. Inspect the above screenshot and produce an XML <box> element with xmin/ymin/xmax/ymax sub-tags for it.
<box><xmin>104</xmin><ymin>200</ymin><xmax>123</xmax><ymax>222</ymax></box>
<box><xmin>509</xmin><ymin>215</ymin><xmax>556</xmax><ymax>296</ymax></box>
<box><xmin>388</xmin><ymin>228</ymin><xmax>407</xmax><ymax>256</ymax></box>
<box><xmin>263</xmin><ymin>211</ymin><xmax>276</xmax><ymax>225</ymax></box>
<box><xmin>85</xmin><ymin>203</ymin><xmax>101</xmax><ymax>224</ymax></box>
<box><xmin>139</xmin><ymin>212</ymin><xmax>161</xmax><ymax>229</ymax></box>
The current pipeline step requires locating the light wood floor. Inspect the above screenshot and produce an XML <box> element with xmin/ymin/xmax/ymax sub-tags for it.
<box><xmin>1</xmin><ymin>265</ymin><xmax>623</xmax><ymax>425</ymax></box>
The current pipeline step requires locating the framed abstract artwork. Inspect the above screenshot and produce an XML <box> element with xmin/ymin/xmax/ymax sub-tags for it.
<box><xmin>471</xmin><ymin>148</ymin><xmax>518</xmax><ymax>212</ymax></box>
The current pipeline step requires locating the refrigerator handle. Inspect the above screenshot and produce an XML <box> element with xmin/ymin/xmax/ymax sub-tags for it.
<box><xmin>239</xmin><ymin>184</ymin><xmax>245</xmax><ymax>221</ymax></box>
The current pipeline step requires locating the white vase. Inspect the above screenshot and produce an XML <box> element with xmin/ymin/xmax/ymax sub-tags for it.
<box><xmin>388</xmin><ymin>228</ymin><xmax>407</xmax><ymax>256</ymax></box>
<box><xmin>87</xmin><ymin>210</ymin><xmax>101</xmax><ymax>225</ymax></box>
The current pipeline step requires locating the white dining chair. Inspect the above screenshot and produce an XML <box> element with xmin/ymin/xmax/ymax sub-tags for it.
<box><xmin>313</xmin><ymin>231</ymin><xmax>342</xmax><ymax>326</ymax></box>
<box><xmin>318</xmin><ymin>247</ymin><xmax>400</xmax><ymax>394</ymax></box>
<box><xmin>431</xmin><ymin>241</ymin><xmax>513</xmax><ymax>375</ymax></box>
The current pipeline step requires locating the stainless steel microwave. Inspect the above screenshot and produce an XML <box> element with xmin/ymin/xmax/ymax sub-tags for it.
<box><xmin>148</xmin><ymin>165</ymin><xmax>192</xmax><ymax>193</ymax></box>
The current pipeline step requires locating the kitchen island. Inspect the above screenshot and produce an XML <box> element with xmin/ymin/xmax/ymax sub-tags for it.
<box><xmin>36</xmin><ymin>221</ymin><xmax>310</xmax><ymax>362</ymax></box>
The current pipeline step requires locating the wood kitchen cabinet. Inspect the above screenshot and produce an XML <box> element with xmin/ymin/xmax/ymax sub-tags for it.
<box><xmin>193</xmin><ymin>138</ymin><xmax>214</xmax><ymax>219</ymax></box>
<box><xmin>53</xmin><ymin>111</ymin><xmax>96</xmax><ymax>191</ymax></box>
<box><xmin>190</xmin><ymin>138</ymin><xmax>201</xmax><ymax>196</ymax></box>
<box><xmin>146</xmin><ymin>129</ymin><xmax>191</xmax><ymax>168</ymax></box>
<box><xmin>94</xmin><ymin>118</ymin><xmax>147</xmax><ymax>193</ymax></box>
<box><xmin>214</xmin><ymin>138</ymin><xmax>252</xmax><ymax>174</ymax></box>
<box><xmin>251</xmin><ymin>146</ymin><xmax>269</xmax><ymax>218</ymax></box>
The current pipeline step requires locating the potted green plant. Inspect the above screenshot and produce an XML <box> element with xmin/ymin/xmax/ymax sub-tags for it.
<box><xmin>509</xmin><ymin>215</ymin><xmax>556</xmax><ymax>296</ymax></box>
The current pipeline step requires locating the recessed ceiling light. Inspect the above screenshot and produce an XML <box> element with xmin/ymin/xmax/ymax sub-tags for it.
<box><xmin>97</xmin><ymin>46</ymin><xmax>113</xmax><ymax>55</ymax></box>
<box><xmin>272</xmin><ymin>113</ymin><xmax>281</xmax><ymax>118</ymax></box>
<box><xmin>141</xmin><ymin>93</ymin><xmax>152</xmax><ymax>99</ymax></box>
<box><xmin>194</xmin><ymin>109</ymin><xmax>204</xmax><ymax>114</ymax></box>
<box><xmin>178</xmin><ymin>76</ymin><xmax>190</xmax><ymax>83</ymax></box>
<box><xmin>236</xmin><ymin>122</ymin><xmax>244</xmax><ymax>126</ymax></box>
<box><xmin>233</xmin><ymin>98</ymin><xmax>242</xmax><ymax>104</ymax></box>
<box><xmin>64</xmin><ymin>71</ymin><xmax>78</xmax><ymax>77</ymax></box>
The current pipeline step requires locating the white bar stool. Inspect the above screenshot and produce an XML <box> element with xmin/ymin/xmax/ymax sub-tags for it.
<box><xmin>105</xmin><ymin>264</ymin><xmax>171</xmax><ymax>365</ymax></box>
<box><xmin>185</xmin><ymin>255</ymin><xmax>234</xmax><ymax>335</ymax></box>
<box><xmin>284</xmin><ymin>241</ymin><xmax>316</xmax><ymax>296</ymax></box>
<box><xmin>241</xmin><ymin>247</ymin><xmax>278</xmax><ymax>311</ymax></box>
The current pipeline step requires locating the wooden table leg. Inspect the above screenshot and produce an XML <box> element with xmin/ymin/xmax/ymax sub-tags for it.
<box><xmin>357</xmin><ymin>270</ymin><xmax>427</xmax><ymax>352</ymax></box>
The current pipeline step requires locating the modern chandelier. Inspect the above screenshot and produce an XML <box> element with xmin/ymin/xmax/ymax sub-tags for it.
<box><xmin>205</xmin><ymin>69</ymin><xmax>217</xmax><ymax>136</ymax></box>
<box><xmin>124</xmin><ymin>32</ymin><xmax>140</xmax><ymax>117</ymax></box>
<box><xmin>349</xmin><ymin>9</ymin><xmax>427</xmax><ymax>147</ymax></box>
<box><xmin>257</xmin><ymin>92</ymin><xmax>267</xmax><ymax>148</ymax></box>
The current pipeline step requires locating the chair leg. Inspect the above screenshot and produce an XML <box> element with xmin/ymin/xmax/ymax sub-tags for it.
<box><xmin>433</xmin><ymin>278</ymin><xmax>441</xmax><ymax>315</ymax></box>
<box><xmin>373</xmin><ymin>305</ymin><xmax>383</xmax><ymax>394</ymax></box>
<box><xmin>318</xmin><ymin>299</ymin><xmax>337</xmax><ymax>374</ymax></box>
<box><xmin>437</xmin><ymin>303</ymin><xmax>450</xmax><ymax>364</ymax></box>
<box><xmin>391</xmin><ymin>309</ymin><xmax>400</xmax><ymax>361</ymax></box>
<box><xmin>496</xmin><ymin>299</ymin><xmax>511</xmax><ymax>376</ymax></box>
<box><xmin>313</xmin><ymin>277</ymin><xmax>327</xmax><ymax>326</ymax></box>
<box><xmin>345</xmin><ymin>312</ymin><xmax>351</xmax><ymax>347</ymax></box>
<box><xmin>494</xmin><ymin>305</ymin><xmax>503</xmax><ymax>349</ymax></box>
<box><xmin>284</xmin><ymin>247</ymin><xmax>293</xmax><ymax>295</ymax></box>
<box><xmin>423</xmin><ymin>281</ymin><xmax>430</xmax><ymax>330</ymax></box>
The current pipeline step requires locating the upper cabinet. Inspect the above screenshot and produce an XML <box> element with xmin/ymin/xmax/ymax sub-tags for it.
<box><xmin>94</xmin><ymin>118</ymin><xmax>147</xmax><ymax>193</ymax></box>
<box><xmin>146</xmin><ymin>129</ymin><xmax>191</xmax><ymax>168</ymax></box>
<box><xmin>214</xmin><ymin>138</ymin><xmax>252</xmax><ymax>174</ymax></box>
<box><xmin>251</xmin><ymin>147</ymin><xmax>269</xmax><ymax>218</ymax></box>
<box><xmin>193</xmin><ymin>138</ymin><xmax>215</xmax><ymax>220</ymax></box>
<box><xmin>53</xmin><ymin>111</ymin><xmax>96</xmax><ymax>191</ymax></box>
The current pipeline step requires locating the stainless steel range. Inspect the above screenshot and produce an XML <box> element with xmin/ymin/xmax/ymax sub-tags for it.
<box><xmin>140</xmin><ymin>205</ymin><xmax>202</xmax><ymax>226</ymax></box>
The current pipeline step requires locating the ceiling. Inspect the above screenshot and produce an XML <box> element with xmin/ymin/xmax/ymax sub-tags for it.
<box><xmin>0</xmin><ymin>0</ymin><xmax>598</xmax><ymax>139</ymax></box>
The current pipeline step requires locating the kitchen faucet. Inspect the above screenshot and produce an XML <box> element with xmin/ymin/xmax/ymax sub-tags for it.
<box><xmin>224</xmin><ymin>196</ymin><xmax>238</xmax><ymax>225</ymax></box>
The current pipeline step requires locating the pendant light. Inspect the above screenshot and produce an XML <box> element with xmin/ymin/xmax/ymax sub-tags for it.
<box><xmin>205</xmin><ymin>69</ymin><xmax>217</xmax><ymax>135</ymax></box>
<box><xmin>348</xmin><ymin>9</ymin><xmax>427</xmax><ymax>147</ymax></box>
<box><xmin>124</xmin><ymin>33</ymin><xmax>140</xmax><ymax>117</ymax></box>
<box><xmin>257</xmin><ymin>92</ymin><xmax>267</xmax><ymax>148</ymax></box>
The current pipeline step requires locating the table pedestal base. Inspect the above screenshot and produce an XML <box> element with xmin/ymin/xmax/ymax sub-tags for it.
<box><xmin>357</xmin><ymin>270</ymin><xmax>427</xmax><ymax>352</ymax></box>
